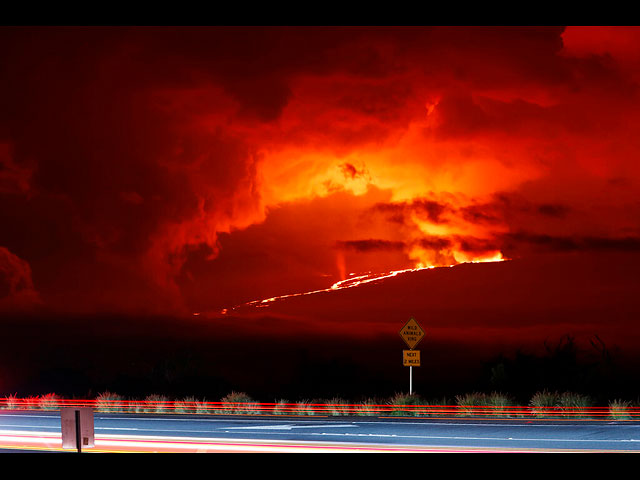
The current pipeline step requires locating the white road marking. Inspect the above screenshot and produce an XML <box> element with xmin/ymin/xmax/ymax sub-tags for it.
<box><xmin>224</xmin><ymin>424</ymin><xmax>358</xmax><ymax>430</ymax></box>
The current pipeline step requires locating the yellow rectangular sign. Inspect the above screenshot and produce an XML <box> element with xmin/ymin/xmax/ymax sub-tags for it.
<box><xmin>403</xmin><ymin>349</ymin><xmax>420</xmax><ymax>367</ymax></box>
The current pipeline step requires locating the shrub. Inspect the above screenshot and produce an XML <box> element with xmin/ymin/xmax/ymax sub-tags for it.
<box><xmin>144</xmin><ymin>394</ymin><xmax>170</xmax><ymax>413</ymax></box>
<box><xmin>326</xmin><ymin>397</ymin><xmax>351</xmax><ymax>416</ymax></box>
<box><xmin>3</xmin><ymin>394</ymin><xmax>19</xmax><ymax>410</ymax></box>
<box><xmin>38</xmin><ymin>393</ymin><xmax>60</xmax><ymax>410</ymax></box>
<box><xmin>529</xmin><ymin>391</ymin><xmax>595</xmax><ymax>418</ymax></box>
<box><xmin>388</xmin><ymin>393</ymin><xmax>424</xmax><ymax>416</ymax></box>
<box><xmin>557</xmin><ymin>392</ymin><xmax>594</xmax><ymax>418</ymax></box>
<box><xmin>20</xmin><ymin>396</ymin><xmax>40</xmax><ymax>410</ymax></box>
<box><xmin>273</xmin><ymin>399</ymin><xmax>291</xmax><ymax>415</ymax></box>
<box><xmin>529</xmin><ymin>390</ymin><xmax>561</xmax><ymax>417</ymax></box>
<box><xmin>220</xmin><ymin>391</ymin><xmax>261</xmax><ymax>415</ymax></box>
<box><xmin>609</xmin><ymin>399</ymin><xmax>632</xmax><ymax>420</ymax></box>
<box><xmin>425</xmin><ymin>397</ymin><xmax>457</xmax><ymax>417</ymax></box>
<box><xmin>221</xmin><ymin>391</ymin><xmax>253</xmax><ymax>403</ymax></box>
<box><xmin>195</xmin><ymin>399</ymin><xmax>211</xmax><ymax>414</ymax></box>
<box><xmin>355</xmin><ymin>399</ymin><xmax>379</xmax><ymax>416</ymax></box>
<box><xmin>96</xmin><ymin>391</ymin><xmax>126</xmax><ymax>413</ymax></box>
<box><xmin>174</xmin><ymin>396</ymin><xmax>199</xmax><ymax>414</ymax></box>
<box><xmin>487</xmin><ymin>392</ymin><xmax>517</xmax><ymax>417</ymax></box>
<box><xmin>238</xmin><ymin>401</ymin><xmax>262</xmax><ymax>415</ymax></box>
<box><xmin>455</xmin><ymin>392</ymin><xmax>488</xmax><ymax>416</ymax></box>
<box><xmin>454</xmin><ymin>392</ymin><xmax>514</xmax><ymax>417</ymax></box>
<box><xmin>293</xmin><ymin>400</ymin><xmax>316</xmax><ymax>416</ymax></box>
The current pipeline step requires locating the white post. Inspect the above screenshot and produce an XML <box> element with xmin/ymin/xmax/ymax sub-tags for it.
<box><xmin>409</xmin><ymin>366</ymin><xmax>413</xmax><ymax>395</ymax></box>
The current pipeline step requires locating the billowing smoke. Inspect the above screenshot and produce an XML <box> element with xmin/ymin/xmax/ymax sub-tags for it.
<box><xmin>0</xmin><ymin>247</ymin><xmax>40</xmax><ymax>310</ymax></box>
<box><xmin>1</xmin><ymin>26</ymin><xmax>640</xmax><ymax>315</ymax></box>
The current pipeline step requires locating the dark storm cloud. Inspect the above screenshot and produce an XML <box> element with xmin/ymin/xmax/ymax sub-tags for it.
<box><xmin>501</xmin><ymin>231</ymin><xmax>640</xmax><ymax>256</ymax></box>
<box><xmin>419</xmin><ymin>26</ymin><xmax>637</xmax><ymax>101</ymax></box>
<box><xmin>0</xmin><ymin>247</ymin><xmax>39</xmax><ymax>310</ymax></box>
<box><xmin>335</xmin><ymin>81</ymin><xmax>414</xmax><ymax>124</ymax></box>
<box><xmin>415</xmin><ymin>236</ymin><xmax>453</xmax><ymax>251</ymax></box>
<box><xmin>106</xmin><ymin>26</ymin><xmax>421</xmax><ymax>122</ymax></box>
<box><xmin>335</xmin><ymin>239</ymin><xmax>406</xmax><ymax>252</ymax></box>
<box><xmin>370</xmin><ymin>202</ymin><xmax>408</xmax><ymax>224</ymax></box>
<box><xmin>339</xmin><ymin>162</ymin><xmax>369</xmax><ymax>181</ymax></box>
<box><xmin>462</xmin><ymin>196</ymin><xmax>574</xmax><ymax>224</ymax></box>
<box><xmin>366</xmin><ymin>185</ymin><xmax>640</xmax><ymax>263</ymax></box>
<box><xmin>429</xmin><ymin>89</ymin><xmax>630</xmax><ymax>142</ymax></box>
<box><xmin>336</xmin><ymin>235</ymin><xmax>501</xmax><ymax>258</ymax></box>
<box><xmin>430</xmin><ymin>91</ymin><xmax>491</xmax><ymax>138</ymax></box>
<box><xmin>0</xmin><ymin>26</ymin><xmax>392</xmax><ymax>313</ymax></box>
<box><xmin>0</xmin><ymin>144</ymin><xmax>33</xmax><ymax>195</ymax></box>
<box><xmin>456</xmin><ymin>236</ymin><xmax>500</xmax><ymax>254</ymax></box>
<box><xmin>537</xmin><ymin>204</ymin><xmax>570</xmax><ymax>218</ymax></box>
<box><xmin>459</xmin><ymin>203</ymin><xmax>504</xmax><ymax>225</ymax></box>
<box><xmin>412</xmin><ymin>199</ymin><xmax>451</xmax><ymax>224</ymax></box>
<box><xmin>373</xmin><ymin>194</ymin><xmax>574</xmax><ymax>230</ymax></box>
<box><xmin>371</xmin><ymin>198</ymin><xmax>452</xmax><ymax>225</ymax></box>
<box><xmin>0</xmin><ymin>27</ymin><xmax>277</xmax><ymax>313</ymax></box>
<box><xmin>412</xmin><ymin>235</ymin><xmax>500</xmax><ymax>256</ymax></box>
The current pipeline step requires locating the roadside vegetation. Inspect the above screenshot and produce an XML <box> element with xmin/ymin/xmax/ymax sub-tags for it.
<box><xmin>3</xmin><ymin>334</ymin><xmax>636</xmax><ymax>419</ymax></box>
<box><xmin>1</xmin><ymin>390</ymin><xmax>639</xmax><ymax>419</ymax></box>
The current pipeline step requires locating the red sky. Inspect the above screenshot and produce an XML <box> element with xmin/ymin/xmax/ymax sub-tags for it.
<box><xmin>2</xmin><ymin>26</ymin><xmax>640</xmax><ymax>354</ymax></box>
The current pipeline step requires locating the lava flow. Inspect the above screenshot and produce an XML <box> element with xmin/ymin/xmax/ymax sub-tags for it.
<box><xmin>223</xmin><ymin>252</ymin><xmax>506</xmax><ymax>314</ymax></box>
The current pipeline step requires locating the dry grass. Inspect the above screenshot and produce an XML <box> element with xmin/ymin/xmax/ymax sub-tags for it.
<box><xmin>609</xmin><ymin>399</ymin><xmax>633</xmax><ymax>420</ymax></box>
<box><xmin>174</xmin><ymin>396</ymin><xmax>199</xmax><ymax>414</ymax></box>
<box><xmin>96</xmin><ymin>391</ymin><xmax>127</xmax><ymax>413</ymax></box>
<box><xmin>38</xmin><ymin>393</ymin><xmax>61</xmax><ymax>410</ymax></box>
<box><xmin>2</xmin><ymin>394</ymin><xmax>19</xmax><ymax>410</ymax></box>
<box><xmin>220</xmin><ymin>391</ymin><xmax>261</xmax><ymax>415</ymax></box>
<box><xmin>455</xmin><ymin>392</ymin><xmax>515</xmax><ymax>417</ymax></box>
<box><xmin>1</xmin><ymin>390</ymin><xmax>636</xmax><ymax>420</ymax></box>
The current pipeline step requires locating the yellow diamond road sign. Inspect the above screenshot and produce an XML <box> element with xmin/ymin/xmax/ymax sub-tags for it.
<box><xmin>399</xmin><ymin>317</ymin><xmax>425</xmax><ymax>349</ymax></box>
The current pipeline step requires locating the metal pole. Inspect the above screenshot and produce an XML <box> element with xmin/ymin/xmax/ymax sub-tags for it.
<box><xmin>75</xmin><ymin>409</ymin><xmax>82</xmax><ymax>453</ymax></box>
<box><xmin>409</xmin><ymin>366</ymin><xmax>413</xmax><ymax>395</ymax></box>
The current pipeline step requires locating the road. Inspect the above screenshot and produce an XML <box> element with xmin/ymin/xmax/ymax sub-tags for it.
<box><xmin>1</xmin><ymin>410</ymin><xmax>640</xmax><ymax>452</ymax></box>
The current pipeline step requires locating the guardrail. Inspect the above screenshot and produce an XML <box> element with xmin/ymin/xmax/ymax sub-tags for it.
<box><xmin>1</xmin><ymin>397</ymin><xmax>639</xmax><ymax>419</ymax></box>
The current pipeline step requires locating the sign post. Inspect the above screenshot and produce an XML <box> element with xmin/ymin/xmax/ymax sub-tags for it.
<box><xmin>399</xmin><ymin>318</ymin><xmax>425</xmax><ymax>395</ymax></box>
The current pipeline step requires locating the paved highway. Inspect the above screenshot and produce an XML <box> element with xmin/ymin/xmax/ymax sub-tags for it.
<box><xmin>1</xmin><ymin>410</ymin><xmax>640</xmax><ymax>452</ymax></box>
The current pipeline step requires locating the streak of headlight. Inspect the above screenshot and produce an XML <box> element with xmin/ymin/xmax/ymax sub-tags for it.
<box><xmin>0</xmin><ymin>431</ymin><xmax>451</xmax><ymax>453</ymax></box>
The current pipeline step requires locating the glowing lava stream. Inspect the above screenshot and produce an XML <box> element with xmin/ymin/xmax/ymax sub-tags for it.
<box><xmin>223</xmin><ymin>253</ymin><xmax>507</xmax><ymax>314</ymax></box>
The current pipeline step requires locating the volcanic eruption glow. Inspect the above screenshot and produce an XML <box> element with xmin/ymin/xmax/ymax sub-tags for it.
<box><xmin>228</xmin><ymin>252</ymin><xmax>508</xmax><ymax>313</ymax></box>
<box><xmin>2</xmin><ymin>26</ymin><xmax>640</xmax><ymax>324</ymax></box>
